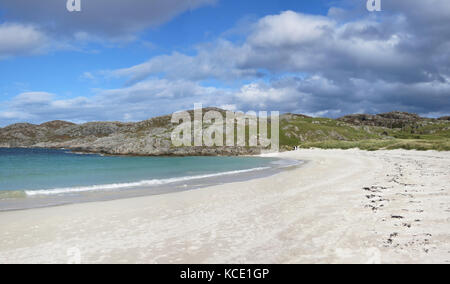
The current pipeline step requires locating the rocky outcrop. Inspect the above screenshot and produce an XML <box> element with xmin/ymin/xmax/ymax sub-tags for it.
<box><xmin>337</xmin><ymin>111</ymin><xmax>427</xmax><ymax>129</ymax></box>
<box><xmin>280</xmin><ymin>113</ymin><xmax>311</xmax><ymax>120</ymax></box>
<box><xmin>0</xmin><ymin>109</ymin><xmax>263</xmax><ymax>156</ymax></box>
<box><xmin>39</xmin><ymin>120</ymin><xmax>76</xmax><ymax>129</ymax></box>
<box><xmin>1</xmin><ymin>109</ymin><xmax>448</xmax><ymax>155</ymax></box>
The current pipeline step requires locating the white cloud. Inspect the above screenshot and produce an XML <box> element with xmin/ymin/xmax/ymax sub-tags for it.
<box><xmin>2</xmin><ymin>73</ymin><xmax>449</xmax><ymax>126</ymax></box>
<box><xmin>236</xmin><ymin>82</ymin><xmax>309</xmax><ymax>110</ymax></box>
<box><xmin>11</xmin><ymin>92</ymin><xmax>55</xmax><ymax>105</ymax></box>
<box><xmin>104</xmin><ymin>7</ymin><xmax>450</xmax><ymax>117</ymax></box>
<box><xmin>241</xmin><ymin>11</ymin><xmax>420</xmax><ymax>80</ymax></box>
<box><xmin>106</xmin><ymin>40</ymin><xmax>258</xmax><ymax>84</ymax></box>
<box><xmin>0</xmin><ymin>0</ymin><xmax>216</xmax><ymax>42</ymax></box>
<box><xmin>0</xmin><ymin>0</ymin><xmax>217</xmax><ymax>59</ymax></box>
<box><xmin>219</xmin><ymin>104</ymin><xmax>237</xmax><ymax>111</ymax></box>
<box><xmin>234</xmin><ymin>76</ymin><xmax>450</xmax><ymax>117</ymax></box>
<box><xmin>248</xmin><ymin>11</ymin><xmax>335</xmax><ymax>47</ymax></box>
<box><xmin>2</xmin><ymin>3</ymin><xmax>450</xmax><ymax>124</ymax></box>
<box><xmin>106</xmin><ymin>10</ymin><xmax>428</xmax><ymax>84</ymax></box>
<box><xmin>0</xmin><ymin>23</ymin><xmax>49</xmax><ymax>59</ymax></box>
<box><xmin>81</xmin><ymin>72</ymin><xmax>96</xmax><ymax>81</ymax></box>
<box><xmin>0</xmin><ymin>111</ymin><xmax>32</xmax><ymax>120</ymax></box>
<box><xmin>0</xmin><ymin>79</ymin><xmax>233</xmax><ymax>125</ymax></box>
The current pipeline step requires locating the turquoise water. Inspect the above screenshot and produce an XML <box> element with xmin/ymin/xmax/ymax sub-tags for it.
<box><xmin>0</xmin><ymin>148</ymin><xmax>277</xmax><ymax>195</ymax></box>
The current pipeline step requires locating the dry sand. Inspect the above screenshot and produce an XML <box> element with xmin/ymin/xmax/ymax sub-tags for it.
<box><xmin>0</xmin><ymin>149</ymin><xmax>449</xmax><ymax>264</ymax></box>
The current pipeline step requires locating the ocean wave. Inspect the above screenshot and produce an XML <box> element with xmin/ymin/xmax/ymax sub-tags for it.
<box><xmin>25</xmin><ymin>167</ymin><xmax>271</xmax><ymax>196</ymax></box>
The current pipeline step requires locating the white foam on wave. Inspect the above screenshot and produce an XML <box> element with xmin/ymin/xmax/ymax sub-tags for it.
<box><xmin>25</xmin><ymin>167</ymin><xmax>271</xmax><ymax>196</ymax></box>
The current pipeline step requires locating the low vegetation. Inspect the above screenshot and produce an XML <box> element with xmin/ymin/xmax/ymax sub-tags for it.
<box><xmin>279</xmin><ymin>112</ymin><xmax>450</xmax><ymax>151</ymax></box>
<box><xmin>1</xmin><ymin>110</ymin><xmax>449</xmax><ymax>153</ymax></box>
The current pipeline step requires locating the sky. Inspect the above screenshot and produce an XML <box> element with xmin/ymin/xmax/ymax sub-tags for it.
<box><xmin>0</xmin><ymin>0</ymin><xmax>449</xmax><ymax>126</ymax></box>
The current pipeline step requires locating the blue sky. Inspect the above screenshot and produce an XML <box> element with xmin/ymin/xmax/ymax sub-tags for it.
<box><xmin>0</xmin><ymin>0</ymin><xmax>329</xmax><ymax>97</ymax></box>
<box><xmin>0</xmin><ymin>0</ymin><xmax>449</xmax><ymax>125</ymax></box>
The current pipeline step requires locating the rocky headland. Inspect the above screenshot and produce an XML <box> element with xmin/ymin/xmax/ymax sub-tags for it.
<box><xmin>0</xmin><ymin>109</ymin><xmax>449</xmax><ymax>155</ymax></box>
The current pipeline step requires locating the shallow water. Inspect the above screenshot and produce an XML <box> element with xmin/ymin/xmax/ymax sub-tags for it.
<box><xmin>0</xmin><ymin>148</ymin><xmax>298</xmax><ymax>211</ymax></box>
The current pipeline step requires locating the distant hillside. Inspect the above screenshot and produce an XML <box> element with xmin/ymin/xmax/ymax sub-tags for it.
<box><xmin>0</xmin><ymin>108</ymin><xmax>260</xmax><ymax>156</ymax></box>
<box><xmin>337</xmin><ymin>112</ymin><xmax>423</xmax><ymax>128</ymax></box>
<box><xmin>280</xmin><ymin>111</ymin><xmax>449</xmax><ymax>151</ymax></box>
<box><xmin>1</xmin><ymin>109</ymin><xmax>449</xmax><ymax>154</ymax></box>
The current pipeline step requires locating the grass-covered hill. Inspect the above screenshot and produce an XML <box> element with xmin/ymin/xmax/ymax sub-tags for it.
<box><xmin>280</xmin><ymin>112</ymin><xmax>450</xmax><ymax>151</ymax></box>
<box><xmin>0</xmin><ymin>109</ymin><xmax>449</xmax><ymax>154</ymax></box>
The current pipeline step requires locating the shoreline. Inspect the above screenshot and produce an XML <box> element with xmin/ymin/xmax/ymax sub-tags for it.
<box><xmin>0</xmin><ymin>149</ymin><xmax>448</xmax><ymax>264</ymax></box>
<box><xmin>0</xmin><ymin>146</ymin><xmax>266</xmax><ymax>157</ymax></box>
<box><xmin>0</xmin><ymin>146</ymin><xmax>269</xmax><ymax>156</ymax></box>
<box><xmin>0</xmin><ymin>155</ymin><xmax>300</xmax><ymax>212</ymax></box>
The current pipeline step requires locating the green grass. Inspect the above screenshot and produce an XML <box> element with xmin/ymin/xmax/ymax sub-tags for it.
<box><xmin>278</xmin><ymin>116</ymin><xmax>450</xmax><ymax>151</ymax></box>
<box><xmin>144</xmin><ymin>114</ymin><xmax>450</xmax><ymax>151</ymax></box>
<box><xmin>289</xmin><ymin>139</ymin><xmax>450</xmax><ymax>151</ymax></box>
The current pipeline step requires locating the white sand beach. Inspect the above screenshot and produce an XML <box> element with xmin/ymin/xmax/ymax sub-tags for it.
<box><xmin>0</xmin><ymin>149</ymin><xmax>449</xmax><ymax>264</ymax></box>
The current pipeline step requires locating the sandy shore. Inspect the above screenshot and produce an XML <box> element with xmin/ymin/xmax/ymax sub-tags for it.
<box><xmin>0</xmin><ymin>149</ymin><xmax>449</xmax><ymax>264</ymax></box>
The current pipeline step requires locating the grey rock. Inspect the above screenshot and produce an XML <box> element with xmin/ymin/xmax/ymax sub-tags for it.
<box><xmin>0</xmin><ymin>109</ymin><xmax>263</xmax><ymax>156</ymax></box>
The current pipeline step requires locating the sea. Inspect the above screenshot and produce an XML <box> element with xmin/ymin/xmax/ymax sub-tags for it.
<box><xmin>0</xmin><ymin>148</ymin><xmax>298</xmax><ymax>210</ymax></box>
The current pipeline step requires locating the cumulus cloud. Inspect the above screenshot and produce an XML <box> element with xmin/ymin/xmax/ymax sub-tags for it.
<box><xmin>108</xmin><ymin>3</ymin><xmax>450</xmax><ymax>117</ymax></box>
<box><xmin>4</xmin><ymin>74</ymin><xmax>446</xmax><ymax>127</ymax></box>
<box><xmin>2</xmin><ymin>1</ymin><xmax>450</xmax><ymax>125</ymax></box>
<box><xmin>243</xmin><ymin>11</ymin><xmax>439</xmax><ymax>83</ymax></box>
<box><xmin>0</xmin><ymin>0</ymin><xmax>216</xmax><ymax>41</ymax></box>
<box><xmin>11</xmin><ymin>92</ymin><xmax>55</xmax><ymax>105</ymax></box>
<box><xmin>0</xmin><ymin>0</ymin><xmax>216</xmax><ymax>59</ymax></box>
<box><xmin>0</xmin><ymin>80</ymin><xmax>232</xmax><ymax>126</ymax></box>
<box><xmin>106</xmin><ymin>40</ymin><xmax>260</xmax><ymax>84</ymax></box>
<box><xmin>109</xmin><ymin>7</ymin><xmax>449</xmax><ymax>85</ymax></box>
<box><xmin>0</xmin><ymin>23</ymin><xmax>49</xmax><ymax>59</ymax></box>
<box><xmin>248</xmin><ymin>12</ymin><xmax>334</xmax><ymax>47</ymax></box>
<box><xmin>234</xmin><ymin>76</ymin><xmax>450</xmax><ymax>117</ymax></box>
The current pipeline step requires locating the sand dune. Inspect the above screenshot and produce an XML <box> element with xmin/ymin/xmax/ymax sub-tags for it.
<box><xmin>0</xmin><ymin>149</ymin><xmax>449</xmax><ymax>264</ymax></box>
